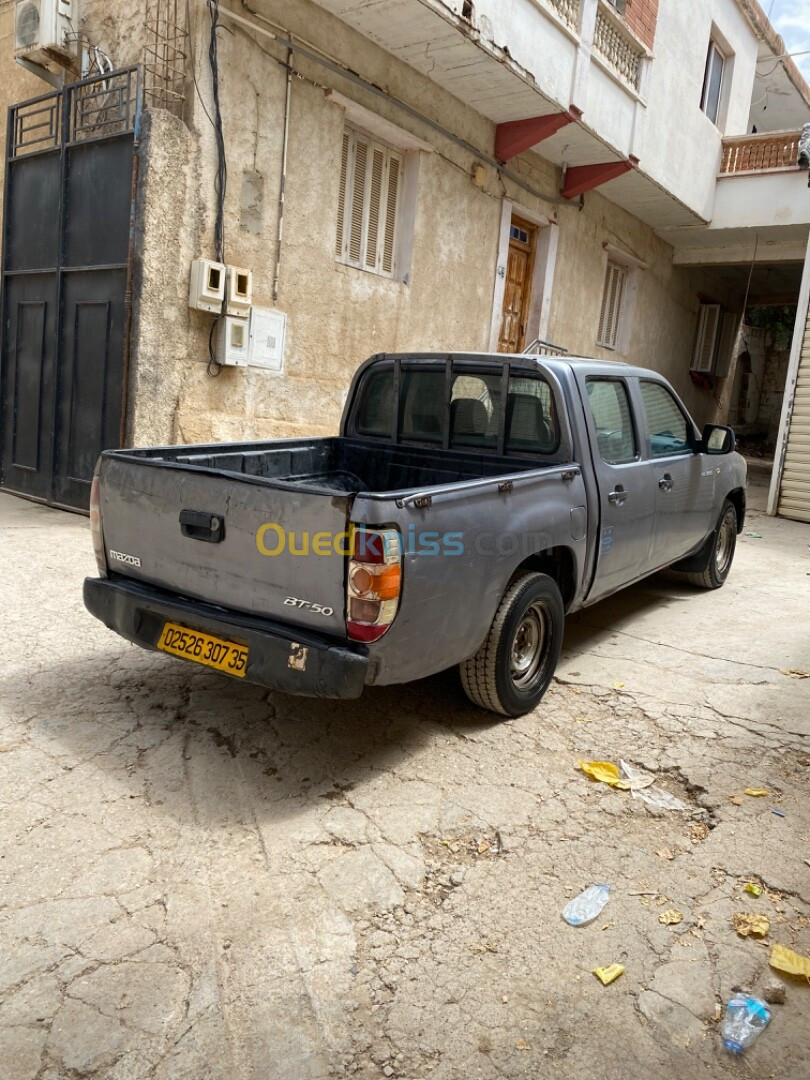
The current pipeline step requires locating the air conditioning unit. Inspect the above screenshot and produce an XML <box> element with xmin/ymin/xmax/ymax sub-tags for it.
<box><xmin>15</xmin><ymin>0</ymin><xmax>78</xmax><ymax>64</ymax></box>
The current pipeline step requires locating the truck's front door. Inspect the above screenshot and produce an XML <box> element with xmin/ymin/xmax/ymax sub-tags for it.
<box><xmin>582</xmin><ymin>376</ymin><xmax>656</xmax><ymax>602</ymax></box>
<box><xmin>637</xmin><ymin>379</ymin><xmax>716</xmax><ymax>567</ymax></box>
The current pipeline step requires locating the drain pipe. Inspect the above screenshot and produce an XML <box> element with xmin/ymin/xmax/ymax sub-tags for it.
<box><xmin>273</xmin><ymin>47</ymin><xmax>292</xmax><ymax>304</ymax></box>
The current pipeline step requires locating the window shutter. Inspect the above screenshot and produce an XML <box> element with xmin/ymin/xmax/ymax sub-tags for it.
<box><xmin>598</xmin><ymin>261</ymin><xmax>627</xmax><ymax>350</ymax></box>
<box><xmin>692</xmin><ymin>304</ymin><xmax>722</xmax><ymax>373</ymax></box>
<box><xmin>382</xmin><ymin>155</ymin><xmax>400</xmax><ymax>275</ymax></box>
<box><xmin>335</xmin><ymin>130</ymin><xmax>350</xmax><ymax>258</ymax></box>
<box><xmin>364</xmin><ymin>146</ymin><xmax>385</xmax><ymax>271</ymax></box>
<box><xmin>348</xmin><ymin>135</ymin><xmax>368</xmax><ymax>265</ymax></box>
<box><xmin>335</xmin><ymin>126</ymin><xmax>402</xmax><ymax>278</ymax></box>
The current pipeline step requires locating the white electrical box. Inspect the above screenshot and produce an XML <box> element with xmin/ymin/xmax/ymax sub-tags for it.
<box><xmin>226</xmin><ymin>266</ymin><xmax>253</xmax><ymax>316</ymax></box>
<box><xmin>189</xmin><ymin>258</ymin><xmax>226</xmax><ymax>314</ymax></box>
<box><xmin>216</xmin><ymin>316</ymin><xmax>249</xmax><ymax>367</ymax></box>
<box><xmin>249</xmin><ymin>307</ymin><xmax>287</xmax><ymax>373</ymax></box>
<box><xmin>15</xmin><ymin>0</ymin><xmax>78</xmax><ymax>63</ymax></box>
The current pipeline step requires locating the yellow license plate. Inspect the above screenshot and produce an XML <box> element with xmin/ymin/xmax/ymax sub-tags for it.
<box><xmin>157</xmin><ymin>622</ymin><xmax>249</xmax><ymax>678</ymax></box>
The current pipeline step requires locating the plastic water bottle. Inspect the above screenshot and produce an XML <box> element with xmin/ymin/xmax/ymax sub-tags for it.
<box><xmin>562</xmin><ymin>884</ymin><xmax>611</xmax><ymax>926</ymax></box>
<box><xmin>722</xmin><ymin>995</ymin><xmax>771</xmax><ymax>1053</ymax></box>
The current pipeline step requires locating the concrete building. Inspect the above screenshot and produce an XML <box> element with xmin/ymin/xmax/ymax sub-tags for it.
<box><xmin>1</xmin><ymin>0</ymin><xmax>809</xmax><ymax>517</ymax></box>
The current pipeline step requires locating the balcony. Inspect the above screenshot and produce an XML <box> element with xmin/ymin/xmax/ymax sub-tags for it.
<box><xmin>720</xmin><ymin>130</ymin><xmax>802</xmax><ymax>176</ymax></box>
<box><xmin>592</xmin><ymin>4</ymin><xmax>645</xmax><ymax>92</ymax></box>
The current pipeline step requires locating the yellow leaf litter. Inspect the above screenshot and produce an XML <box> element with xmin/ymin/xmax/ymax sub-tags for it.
<box><xmin>744</xmin><ymin>788</ymin><xmax>769</xmax><ymax>797</ymax></box>
<box><xmin>770</xmin><ymin>943</ymin><xmax>810</xmax><ymax>980</ymax></box>
<box><xmin>577</xmin><ymin>761</ymin><xmax>631</xmax><ymax>789</ymax></box>
<box><xmin>592</xmin><ymin>964</ymin><xmax>625</xmax><ymax>986</ymax></box>
<box><xmin>732</xmin><ymin>913</ymin><xmax>770</xmax><ymax>938</ymax></box>
<box><xmin>659</xmin><ymin>909</ymin><xmax>683</xmax><ymax>926</ymax></box>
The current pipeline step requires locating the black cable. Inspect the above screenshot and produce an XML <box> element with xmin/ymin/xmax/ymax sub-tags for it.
<box><xmin>208</xmin><ymin>0</ymin><xmax>227</xmax><ymax>265</ymax></box>
<box><xmin>208</xmin><ymin>315</ymin><xmax>223</xmax><ymax>378</ymax></box>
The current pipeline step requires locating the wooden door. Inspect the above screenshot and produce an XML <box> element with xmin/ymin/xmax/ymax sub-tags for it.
<box><xmin>498</xmin><ymin>218</ymin><xmax>536</xmax><ymax>353</ymax></box>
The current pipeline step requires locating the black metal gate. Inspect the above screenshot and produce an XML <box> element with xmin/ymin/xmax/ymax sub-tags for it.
<box><xmin>1</xmin><ymin>67</ymin><xmax>141</xmax><ymax>512</ymax></box>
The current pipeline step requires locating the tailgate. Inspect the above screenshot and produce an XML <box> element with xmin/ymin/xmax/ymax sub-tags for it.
<box><xmin>99</xmin><ymin>455</ymin><xmax>350</xmax><ymax>636</ymax></box>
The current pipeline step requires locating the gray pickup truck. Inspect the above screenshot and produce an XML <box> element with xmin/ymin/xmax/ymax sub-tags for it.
<box><xmin>84</xmin><ymin>353</ymin><xmax>746</xmax><ymax>717</ymax></box>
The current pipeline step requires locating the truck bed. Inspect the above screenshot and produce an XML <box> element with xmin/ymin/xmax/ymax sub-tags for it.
<box><xmin>118</xmin><ymin>436</ymin><xmax>549</xmax><ymax>495</ymax></box>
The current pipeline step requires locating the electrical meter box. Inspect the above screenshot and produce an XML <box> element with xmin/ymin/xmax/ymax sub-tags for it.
<box><xmin>215</xmin><ymin>317</ymin><xmax>249</xmax><ymax>367</ymax></box>
<box><xmin>226</xmin><ymin>266</ymin><xmax>253</xmax><ymax>316</ymax></box>
<box><xmin>189</xmin><ymin>259</ymin><xmax>226</xmax><ymax>314</ymax></box>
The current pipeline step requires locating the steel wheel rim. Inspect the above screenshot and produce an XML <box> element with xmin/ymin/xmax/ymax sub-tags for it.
<box><xmin>510</xmin><ymin>602</ymin><xmax>548</xmax><ymax>690</ymax></box>
<box><xmin>716</xmin><ymin>512</ymin><xmax>735</xmax><ymax>575</ymax></box>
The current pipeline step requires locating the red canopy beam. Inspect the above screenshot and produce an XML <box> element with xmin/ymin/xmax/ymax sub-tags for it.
<box><xmin>494</xmin><ymin>110</ymin><xmax>578</xmax><ymax>163</ymax></box>
<box><xmin>561</xmin><ymin>157</ymin><xmax>638</xmax><ymax>199</ymax></box>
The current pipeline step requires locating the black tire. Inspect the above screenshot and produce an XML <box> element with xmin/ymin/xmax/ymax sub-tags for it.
<box><xmin>685</xmin><ymin>500</ymin><xmax>737</xmax><ymax>589</ymax></box>
<box><xmin>460</xmin><ymin>572</ymin><xmax>565</xmax><ymax>717</ymax></box>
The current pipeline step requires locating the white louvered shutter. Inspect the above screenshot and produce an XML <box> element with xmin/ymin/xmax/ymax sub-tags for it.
<box><xmin>335</xmin><ymin>130</ymin><xmax>350</xmax><ymax>258</ymax></box>
<box><xmin>597</xmin><ymin>261</ymin><xmax>627</xmax><ymax>350</ymax></box>
<box><xmin>335</xmin><ymin>127</ymin><xmax>402</xmax><ymax>277</ymax></box>
<box><xmin>692</xmin><ymin>304</ymin><xmax>722</xmax><ymax>373</ymax></box>
<box><xmin>778</xmin><ymin>314</ymin><xmax>810</xmax><ymax>522</ymax></box>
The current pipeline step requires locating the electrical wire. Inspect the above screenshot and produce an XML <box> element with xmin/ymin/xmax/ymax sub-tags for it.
<box><xmin>186</xmin><ymin>0</ymin><xmax>215</xmax><ymax>129</ymax></box>
<box><xmin>208</xmin><ymin>0</ymin><xmax>228</xmax><ymax>265</ymax></box>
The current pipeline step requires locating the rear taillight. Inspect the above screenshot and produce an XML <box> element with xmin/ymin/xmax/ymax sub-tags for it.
<box><xmin>90</xmin><ymin>470</ymin><xmax>108</xmax><ymax>578</ymax></box>
<box><xmin>347</xmin><ymin>527</ymin><xmax>402</xmax><ymax>643</ymax></box>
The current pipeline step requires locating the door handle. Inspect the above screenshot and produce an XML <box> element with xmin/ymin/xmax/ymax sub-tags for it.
<box><xmin>179</xmin><ymin>509</ymin><xmax>226</xmax><ymax>543</ymax></box>
<box><xmin>608</xmin><ymin>486</ymin><xmax>627</xmax><ymax>506</ymax></box>
<box><xmin>658</xmin><ymin>474</ymin><xmax>673</xmax><ymax>492</ymax></box>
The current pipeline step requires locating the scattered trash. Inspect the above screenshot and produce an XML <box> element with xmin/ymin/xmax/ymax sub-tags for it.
<box><xmin>722</xmin><ymin>994</ymin><xmax>770</xmax><ymax>1053</ymax></box>
<box><xmin>728</xmin><ymin>795</ymin><xmax>743</xmax><ymax>806</ymax></box>
<box><xmin>732</xmin><ymin>913</ymin><xmax>770</xmax><ymax>938</ymax></box>
<box><xmin>772</xmin><ymin>808</ymin><xmax>786</xmax><ymax>818</ymax></box>
<box><xmin>780</xmin><ymin>668</ymin><xmax>810</xmax><ymax>679</ymax></box>
<box><xmin>601</xmin><ymin>921</ymin><xmax>617</xmax><ymax>931</ymax></box>
<box><xmin>477</xmin><ymin>839</ymin><xmax>491</xmax><ymax>854</ymax></box>
<box><xmin>619</xmin><ymin>760</ymin><xmax>689</xmax><ymax>811</ymax></box>
<box><xmin>745</xmin><ymin>532</ymin><xmax>763</xmax><ymax>539</ymax></box>
<box><xmin>659</xmin><ymin>909</ymin><xmax>683</xmax><ymax>925</ymax></box>
<box><xmin>744</xmin><ymin>883</ymin><xmax>764</xmax><ymax>897</ymax></box>
<box><xmin>656</xmin><ymin>847</ymin><xmax>676</xmax><ymax>860</ymax></box>
<box><xmin>714</xmin><ymin>1002</ymin><xmax>722</xmax><ymax>1022</ymax></box>
<box><xmin>592</xmin><ymin>963</ymin><xmax>625</xmax><ymax>986</ymax></box>
<box><xmin>630</xmin><ymin>890</ymin><xmax>659</xmax><ymax>897</ymax></box>
<box><xmin>613</xmin><ymin>681</ymin><xmax>625</xmax><ymax>689</ymax></box>
<box><xmin>744</xmin><ymin>788</ymin><xmax>769</xmax><ymax>797</ymax></box>
<box><xmin>515</xmin><ymin>1038</ymin><xmax>531</xmax><ymax>1051</ymax></box>
<box><xmin>763</xmin><ymin>981</ymin><xmax>786</xmax><ymax>1005</ymax></box>
<box><xmin>690</xmin><ymin>822</ymin><xmax>710</xmax><ymax>843</ymax></box>
<box><xmin>562</xmin><ymin>884</ymin><xmax>611</xmax><ymax>926</ymax></box>
<box><xmin>769</xmin><ymin>943</ymin><xmax>810</xmax><ymax>979</ymax></box>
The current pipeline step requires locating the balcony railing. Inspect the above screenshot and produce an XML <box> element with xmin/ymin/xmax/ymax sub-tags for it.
<box><xmin>593</xmin><ymin>7</ymin><xmax>644</xmax><ymax>90</ymax></box>
<box><xmin>720</xmin><ymin>131</ymin><xmax>802</xmax><ymax>175</ymax></box>
<box><xmin>545</xmin><ymin>0</ymin><xmax>581</xmax><ymax>29</ymax></box>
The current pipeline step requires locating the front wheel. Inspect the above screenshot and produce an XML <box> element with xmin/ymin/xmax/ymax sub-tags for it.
<box><xmin>684</xmin><ymin>500</ymin><xmax>738</xmax><ymax>589</ymax></box>
<box><xmin>460</xmin><ymin>572</ymin><xmax>565</xmax><ymax>717</ymax></box>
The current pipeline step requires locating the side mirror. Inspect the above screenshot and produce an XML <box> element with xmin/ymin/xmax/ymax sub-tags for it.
<box><xmin>702</xmin><ymin>424</ymin><xmax>735</xmax><ymax>455</ymax></box>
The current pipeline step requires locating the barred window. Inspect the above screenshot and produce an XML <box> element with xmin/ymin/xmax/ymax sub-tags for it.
<box><xmin>335</xmin><ymin>127</ymin><xmax>402</xmax><ymax>278</ymax></box>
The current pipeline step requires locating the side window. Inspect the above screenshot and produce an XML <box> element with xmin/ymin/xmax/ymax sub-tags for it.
<box><xmin>400</xmin><ymin>370</ymin><xmax>445</xmax><ymax>444</ymax></box>
<box><xmin>700</xmin><ymin>40</ymin><xmax>726</xmax><ymax>126</ymax></box>
<box><xmin>640</xmin><ymin>381</ymin><xmax>691</xmax><ymax>456</ymax></box>
<box><xmin>586</xmin><ymin>379</ymin><xmax>637</xmax><ymax>464</ymax></box>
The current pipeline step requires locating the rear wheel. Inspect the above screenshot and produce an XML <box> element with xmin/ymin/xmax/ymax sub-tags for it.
<box><xmin>460</xmin><ymin>572</ymin><xmax>564</xmax><ymax>717</ymax></box>
<box><xmin>685</xmin><ymin>500</ymin><xmax>737</xmax><ymax>589</ymax></box>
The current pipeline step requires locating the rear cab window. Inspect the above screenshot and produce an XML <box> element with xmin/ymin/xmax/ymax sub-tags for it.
<box><xmin>350</xmin><ymin>360</ymin><xmax>561</xmax><ymax>456</ymax></box>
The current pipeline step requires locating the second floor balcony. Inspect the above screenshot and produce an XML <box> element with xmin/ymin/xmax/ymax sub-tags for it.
<box><xmin>720</xmin><ymin>130</ymin><xmax>804</xmax><ymax>176</ymax></box>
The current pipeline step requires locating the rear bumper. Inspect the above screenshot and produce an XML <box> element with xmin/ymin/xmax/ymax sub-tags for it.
<box><xmin>83</xmin><ymin>576</ymin><xmax>370</xmax><ymax>699</ymax></box>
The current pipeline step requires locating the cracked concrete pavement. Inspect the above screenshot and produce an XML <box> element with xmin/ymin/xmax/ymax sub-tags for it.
<box><xmin>1</xmin><ymin>469</ymin><xmax>808</xmax><ymax>1079</ymax></box>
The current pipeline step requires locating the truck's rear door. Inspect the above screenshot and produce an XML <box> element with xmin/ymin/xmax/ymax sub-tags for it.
<box><xmin>99</xmin><ymin>454</ymin><xmax>350</xmax><ymax>636</ymax></box>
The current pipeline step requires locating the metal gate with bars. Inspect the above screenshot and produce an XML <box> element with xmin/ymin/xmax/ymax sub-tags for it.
<box><xmin>1</xmin><ymin>67</ymin><xmax>140</xmax><ymax>512</ymax></box>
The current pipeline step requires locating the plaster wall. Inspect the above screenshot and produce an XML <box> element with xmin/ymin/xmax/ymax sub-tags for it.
<box><xmin>641</xmin><ymin>0</ymin><xmax>760</xmax><ymax>221</ymax></box>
